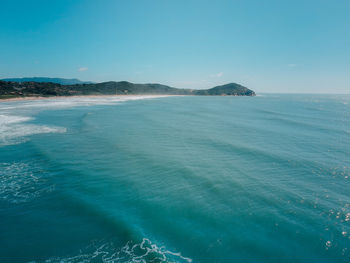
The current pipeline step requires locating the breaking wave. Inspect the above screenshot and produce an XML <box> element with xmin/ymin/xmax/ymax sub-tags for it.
<box><xmin>31</xmin><ymin>238</ymin><xmax>192</xmax><ymax>263</ymax></box>
<box><xmin>0</xmin><ymin>114</ymin><xmax>66</xmax><ymax>146</ymax></box>
<box><xmin>0</xmin><ymin>95</ymin><xmax>169</xmax><ymax>146</ymax></box>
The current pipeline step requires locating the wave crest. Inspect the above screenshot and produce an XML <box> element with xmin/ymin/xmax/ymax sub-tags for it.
<box><xmin>34</xmin><ymin>238</ymin><xmax>192</xmax><ymax>263</ymax></box>
<box><xmin>0</xmin><ymin>114</ymin><xmax>66</xmax><ymax>146</ymax></box>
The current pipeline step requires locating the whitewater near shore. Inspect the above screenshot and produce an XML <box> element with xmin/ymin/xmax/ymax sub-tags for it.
<box><xmin>0</xmin><ymin>94</ymin><xmax>174</xmax><ymax>102</ymax></box>
<box><xmin>0</xmin><ymin>94</ymin><xmax>172</xmax><ymax>146</ymax></box>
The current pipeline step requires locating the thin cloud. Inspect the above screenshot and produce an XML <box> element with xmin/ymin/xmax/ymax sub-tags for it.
<box><xmin>288</xmin><ymin>64</ymin><xmax>297</xmax><ymax>67</ymax></box>
<box><xmin>78</xmin><ymin>67</ymin><xmax>88</xmax><ymax>72</ymax></box>
<box><xmin>211</xmin><ymin>72</ymin><xmax>223</xmax><ymax>78</ymax></box>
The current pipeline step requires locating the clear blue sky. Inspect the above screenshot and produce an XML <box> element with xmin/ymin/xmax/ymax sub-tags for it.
<box><xmin>1</xmin><ymin>0</ymin><xmax>349</xmax><ymax>93</ymax></box>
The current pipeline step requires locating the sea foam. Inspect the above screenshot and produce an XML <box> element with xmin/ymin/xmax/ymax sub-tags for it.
<box><xmin>30</xmin><ymin>238</ymin><xmax>192</xmax><ymax>263</ymax></box>
<box><xmin>0</xmin><ymin>95</ymin><xmax>168</xmax><ymax>146</ymax></box>
<box><xmin>0</xmin><ymin>114</ymin><xmax>66</xmax><ymax>146</ymax></box>
<box><xmin>0</xmin><ymin>162</ymin><xmax>54</xmax><ymax>204</ymax></box>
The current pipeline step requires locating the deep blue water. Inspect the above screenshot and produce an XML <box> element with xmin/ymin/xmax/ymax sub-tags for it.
<box><xmin>0</xmin><ymin>94</ymin><xmax>349</xmax><ymax>263</ymax></box>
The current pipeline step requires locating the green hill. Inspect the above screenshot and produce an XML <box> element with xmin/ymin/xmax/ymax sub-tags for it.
<box><xmin>1</xmin><ymin>77</ymin><xmax>93</xmax><ymax>85</ymax></box>
<box><xmin>194</xmin><ymin>83</ymin><xmax>255</xmax><ymax>96</ymax></box>
<box><xmin>0</xmin><ymin>80</ymin><xmax>255</xmax><ymax>99</ymax></box>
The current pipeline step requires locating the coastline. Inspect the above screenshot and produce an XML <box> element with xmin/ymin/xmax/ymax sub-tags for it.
<box><xmin>0</xmin><ymin>94</ymin><xmax>175</xmax><ymax>103</ymax></box>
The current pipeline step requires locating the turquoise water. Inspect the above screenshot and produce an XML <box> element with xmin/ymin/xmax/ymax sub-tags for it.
<box><xmin>0</xmin><ymin>94</ymin><xmax>349</xmax><ymax>262</ymax></box>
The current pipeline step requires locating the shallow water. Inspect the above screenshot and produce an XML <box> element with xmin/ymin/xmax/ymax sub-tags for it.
<box><xmin>0</xmin><ymin>94</ymin><xmax>349</xmax><ymax>262</ymax></box>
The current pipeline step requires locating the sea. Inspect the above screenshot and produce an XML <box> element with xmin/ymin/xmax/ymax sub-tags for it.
<box><xmin>0</xmin><ymin>94</ymin><xmax>349</xmax><ymax>263</ymax></box>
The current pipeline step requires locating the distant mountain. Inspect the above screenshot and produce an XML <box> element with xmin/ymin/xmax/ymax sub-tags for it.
<box><xmin>1</xmin><ymin>77</ymin><xmax>93</xmax><ymax>85</ymax></box>
<box><xmin>194</xmin><ymin>83</ymin><xmax>256</xmax><ymax>96</ymax></box>
<box><xmin>0</xmin><ymin>80</ymin><xmax>256</xmax><ymax>99</ymax></box>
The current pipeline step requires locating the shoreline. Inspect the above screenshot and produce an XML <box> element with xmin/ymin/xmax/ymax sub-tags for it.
<box><xmin>0</xmin><ymin>94</ymin><xmax>176</xmax><ymax>103</ymax></box>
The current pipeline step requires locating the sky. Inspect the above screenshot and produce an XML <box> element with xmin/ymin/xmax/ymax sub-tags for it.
<box><xmin>0</xmin><ymin>0</ymin><xmax>349</xmax><ymax>93</ymax></box>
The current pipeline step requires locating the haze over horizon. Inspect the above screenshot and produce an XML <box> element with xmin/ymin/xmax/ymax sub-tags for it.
<box><xmin>1</xmin><ymin>0</ymin><xmax>349</xmax><ymax>94</ymax></box>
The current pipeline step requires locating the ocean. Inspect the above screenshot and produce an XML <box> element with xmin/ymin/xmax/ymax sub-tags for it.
<box><xmin>0</xmin><ymin>94</ymin><xmax>349</xmax><ymax>263</ymax></box>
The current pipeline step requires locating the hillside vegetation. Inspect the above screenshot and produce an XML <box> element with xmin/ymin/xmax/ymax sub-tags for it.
<box><xmin>0</xmin><ymin>80</ymin><xmax>255</xmax><ymax>99</ymax></box>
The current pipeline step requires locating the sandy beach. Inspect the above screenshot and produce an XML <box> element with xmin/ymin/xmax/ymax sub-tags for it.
<box><xmin>0</xmin><ymin>94</ymin><xmax>174</xmax><ymax>103</ymax></box>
